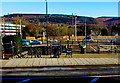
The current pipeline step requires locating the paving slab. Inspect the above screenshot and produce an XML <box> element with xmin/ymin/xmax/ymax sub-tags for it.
<box><xmin>1</xmin><ymin>58</ymin><xmax>119</xmax><ymax>68</ymax></box>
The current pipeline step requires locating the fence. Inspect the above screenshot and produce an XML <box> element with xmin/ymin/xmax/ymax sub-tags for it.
<box><xmin>33</xmin><ymin>36</ymin><xmax>120</xmax><ymax>40</ymax></box>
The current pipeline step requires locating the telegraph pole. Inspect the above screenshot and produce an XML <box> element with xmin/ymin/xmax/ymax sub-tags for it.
<box><xmin>75</xmin><ymin>16</ymin><xmax>77</xmax><ymax>41</ymax></box>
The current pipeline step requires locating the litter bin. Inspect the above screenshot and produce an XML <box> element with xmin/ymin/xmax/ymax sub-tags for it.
<box><xmin>52</xmin><ymin>46</ymin><xmax>61</xmax><ymax>58</ymax></box>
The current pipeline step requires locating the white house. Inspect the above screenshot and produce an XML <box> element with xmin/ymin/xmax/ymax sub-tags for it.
<box><xmin>0</xmin><ymin>23</ymin><xmax>25</xmax><ymax>36</ymax></box>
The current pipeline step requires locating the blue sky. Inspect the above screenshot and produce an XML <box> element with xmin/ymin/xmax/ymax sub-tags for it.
<box><xmin>1</xmin><ymin>0</ymin><xmax>119</xmax><ymax>2</ymax></box>
<box><xmin>1</xmin><ymin>2</ymin><xmax>118</xmax><ymax>18</ymax></box>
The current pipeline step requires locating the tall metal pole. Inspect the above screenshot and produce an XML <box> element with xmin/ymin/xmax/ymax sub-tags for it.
<box><xmin>45</xmin><ymin>0</ymin><xmax>48</xmax><ymax>44</ymax></box>
<box><xmin>84</xmin><ymin>18</ymin><xmax>87</xmax><ymax>54</ymax></box>
<box><xmin>72</xmin><ymin>13</ymin><xmax>74</xmax><ymax>43</ymax></box>
<box><xmin>45</xmin><ymin>0</ymin><xmax>48</xmax><ymax>16</ymax></box>
<box><xmin>20</xmin><ymin>19</ymin><xmax>22</xmax><ymax>38</ymax></box>
<box><xmin>45</xmin><ymin>0</ymin><xmax>49</xmax><ymax>55</ymax></box>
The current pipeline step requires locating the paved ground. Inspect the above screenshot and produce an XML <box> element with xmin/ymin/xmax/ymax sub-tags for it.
<box><xmin>1</xmin><ymin>53</ymin><xmax>120</xmax><ymax>83</ymax></box>
<box><xmin>1</xmin><ymin>53</ymin><xmax>119</xmax><ymax>68</ymax></box>
<box><xmin>1</xmin><ymin>58</ymin><xmax>119</xmax><ymax>68</ymax></box>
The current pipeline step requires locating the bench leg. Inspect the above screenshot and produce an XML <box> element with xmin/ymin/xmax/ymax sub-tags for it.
<box><xmin>65</xmin><ymin>53</ymin><xmax>72</xmax><ymax>58</ymax></box>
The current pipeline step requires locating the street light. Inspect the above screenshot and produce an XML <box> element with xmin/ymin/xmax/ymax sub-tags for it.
<box><xmin>19</xmin><ymin>19</ymin><xmax>22</xmax><ymax>38</ymax></box>
<box><xmin>84</xmin><ymin>18</ymin><xmax>87</xmax><ymax>54</ymax></box>
<box><xmin>72</xmin><ymin>13</ymin><xmax>77</xmax><ymax>41</ymax></box>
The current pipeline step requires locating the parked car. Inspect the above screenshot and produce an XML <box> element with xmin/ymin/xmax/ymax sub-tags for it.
<box><xmin>47</xmin><ymin>39</ymin><xmax>58</xmax><ymax>42</ymax></box>
<box><xmin>30</xmin><ymin>40</ymin><xmax>42</xmax><ymax>44</ymax></box>
<box><xmin>82</xmin><ymin>36</ymin><xmax>94</xmax><ymax>41</ymax></box>
<box><xmin>29</xmin><ymin>40</ymin><xmax>34</xmax><ymax>43</ymax></box>
<box><xmin>22</xmin><ymin>40</ymin><xmax>30</xmax><ymax>46</ymax></box>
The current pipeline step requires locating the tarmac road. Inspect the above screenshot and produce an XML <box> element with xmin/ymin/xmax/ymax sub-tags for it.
<box><xmin>1</xmin><ymin>65</ymin><xmax>120</xmax><ymax>76</ymax></box>
<box><xmin>1</xmin><ymin>65</ymin><xmax>120</xmax><ymax>83</ymax></box>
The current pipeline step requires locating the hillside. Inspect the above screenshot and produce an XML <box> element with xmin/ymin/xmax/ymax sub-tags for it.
<box><xmin>2</xmin><ymin>14</ymin><xmax>120</xmax><ymax>37</ymax></box>
<box><xmin>96</xmin><ymin>17</ymin><xmax>120</xmax><ymax>26</ymax></box>
<box><xmin>3</xmin><ymin>14</ymin><xmax>119</xmax><ymax>27</ymax></box>
<box><xmin>3</xmin><ymin>13</ymin><xmax>97</xmax><ymax>25</ymax></box>
<box><xmin>104</xmin><ymin>17</ymin><xmax>120</xmax><ymax>26</ymax></box>
<box><xmin>95</xmin><ymin>17</ymin><xmax>112</xmax><ymax>24</ymax></box>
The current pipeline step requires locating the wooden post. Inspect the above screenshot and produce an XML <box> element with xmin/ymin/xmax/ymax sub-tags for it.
<box><xmin>97</xmin><ymin>40</ymin><xmax>100</xmax><ymax>54</ymax></box>
<box><xmin>111</xmin><ymin>40</ymin><xmax>113</xmax><ymax>53</ymax></box>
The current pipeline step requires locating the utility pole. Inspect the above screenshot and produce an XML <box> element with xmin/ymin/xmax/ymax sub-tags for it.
<box><xmin>75</xmin><ymin>16</ymin><xmax>77</xmax><ymax>41</ymax></box>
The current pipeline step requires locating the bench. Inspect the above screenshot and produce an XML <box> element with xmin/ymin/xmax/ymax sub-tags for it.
<box><xmin>17</xmin><ymin>51</ymin><xmax>28</xmax><ymax>58</ymax></box>
<box><xmin>2</xmin><ymin>53</ymin><xmax>13</xmax><ymax>59</ymax></box>
<box><xmin>21</xmin><ymin>51</ymin><xmax>28</xmax><ymax>58</ymax></box>
<box><xmin>65</xmin><ymin>48</ymin><xmax>72</xmax><ymax>57</ymax></box>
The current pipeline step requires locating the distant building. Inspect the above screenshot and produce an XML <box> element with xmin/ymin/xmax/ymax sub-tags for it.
<box><xmin>0</xmin><ymin>23</ymin><xmax>25</xmax><ymax>36</ymax></box>
<box><xmin>107</xmin><ymin>32</ymin><xmax>118</xmax><ymax>36</ymax></box>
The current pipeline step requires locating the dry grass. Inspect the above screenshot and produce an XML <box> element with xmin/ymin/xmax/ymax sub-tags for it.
<box><xmin>25</xmin><ymin>53</ymin><xmax>120</xmax><ymax>58</ymax></box>
<box><xmin>60</xmin><ymin>53</ymin><xmax>120</xmax><ymax>58</ymax></box>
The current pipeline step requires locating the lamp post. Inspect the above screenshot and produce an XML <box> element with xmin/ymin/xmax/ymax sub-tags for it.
<box><xmin>72</xmin><ymin>13</ymin><xmax>77</xmax><ymax>41</ymax></box>
<box><xmin>20</xmin><ymin>19</ymin><xmax>22</xmax><ymax>39</ymax></box>
<box><xmin>84</xmin><ymin>18</ymin><xmax>87</xmax><ymax>54</ymax></box>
